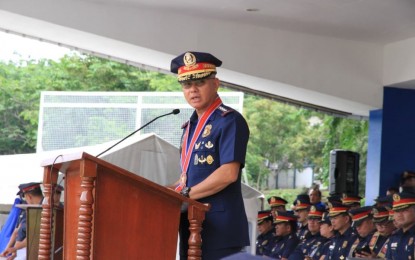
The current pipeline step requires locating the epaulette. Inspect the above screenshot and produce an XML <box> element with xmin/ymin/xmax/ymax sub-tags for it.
<box><xmin>218</xmin><ymin>105</ymin><xmax>235</xmax><ymax>117</ymax></box>
<box><xmin>181</xmin><ymin>121</ymin><xmax>189</xmax><ymax>129</ymax></box>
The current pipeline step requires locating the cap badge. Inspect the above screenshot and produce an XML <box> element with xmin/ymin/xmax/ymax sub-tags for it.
<box><xmin>393</xmin><ymin>194</ymin><xmax>400</xmax><ymax>202</ymax></box>
<box><xmin>202</xmin><ymin>124</ymin><xmax>212</xmax><ymax>138</ymax></box>
<box><xmin>372</xmin><ymin>208</ymin><xmax>378</xmax><ymax>215</ymax></box>
<box><xmin>183</xmin><ymin>52</ymin><xmax>197</xmax><ymax>67</ymax></box>
<box><xmin>271</xmin><ymin>197</ymin><xmax>276</xmax><ymax>203</ymax></box>
<box><xmin>310</xmin><ymin>206</ymin><xmax>316</xmax><ymax>212</ymax></box>
<box><xmin>328</xmin><ymin>202</ymin><xmax>333</xmax><ymax>209</ymax></box>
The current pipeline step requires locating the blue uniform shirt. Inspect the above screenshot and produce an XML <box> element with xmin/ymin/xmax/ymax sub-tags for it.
<box><xmin>270</xmin><ymin>233</ymin><xmax>300</xmax><ymax>259</ymax></box>
<box><xmin>385</xmin><ymin>224</ymin><xmax>415</xmax><ymax>259</ymax></box>
<box><xmin>256</xmin><ymin>229</ymin><xmax>276</xmax><ymax>256</ymax></box>
<box><xmin>181</xmin><ymin>104</ymin><xmax>250</xmax><ymax>253</ymax></box>
<box><xmin>326</xmin><ymin>226</ymin><xmax>358</xmax><ymax>260</ymax></box>
<box><xmin>289</xmin><ymin>232</ymin><xmax>326</xmax><ymax>260</ymax></box>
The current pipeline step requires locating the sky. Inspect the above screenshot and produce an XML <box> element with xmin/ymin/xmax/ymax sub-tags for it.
<box><xmin>0</xmin><ymin>31</ymin><xmax>71</xmax><ymax>62</ymax></box>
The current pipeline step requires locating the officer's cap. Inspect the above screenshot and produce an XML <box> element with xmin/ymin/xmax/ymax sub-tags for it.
<box><xmin>349</xmin><ymin>206</ymin><xmax>373</xmax><ymax>227</ymax></box>
<box><xmin>267</xmin><ymin>196</ymin><xmax>288</xmax><ymax>208</ymax></box>
<box><xmin>392</xmin><ymin>192</ymin><xmax>415</xmax><ymax>211</ymax></box>
<box><xmin>372</xmin><ymin>206</ymin><xmax>390</xmax><ymax>223</ymax></box>
<box><xmin>274</xmin><ymin>211</ymin><xmax>297</xmax><ymax>224</ymax></box>
<box><xmin>328</xmin><ymin>202</ymin><xmax>350</xmax><ymax>217</ymax></box>
<box><xmin>374</xmin><ymin>195</ymin><xmax>393</xmax><ymax>208</ymax></box>
<box><xmin>257</xmin><ymin>210</ymin><xmax>273</xmax><ymax>224</ymax></box>
<box><xmin>341</xmin><ymin>193</ymin><xmax>362</xmax><ymax>206</ymax></box>
<box><xmin>17</xmin><ymin>182</ymin><xmax>42</xmax><ymax>195</ymax></box>
<box><xmin>307</xmin><ymin>206</ymin><xmax>325</xmax><ymax>219</ymax></box>
<box><xmin>170</xmin><ymin>51</ymin><xmax>222</xmax><ymax>83</ymax></box>
<box><xmin>294</xmin><ymin>194</ymin><xmax>311</xmax><ymax>211</ymax></box>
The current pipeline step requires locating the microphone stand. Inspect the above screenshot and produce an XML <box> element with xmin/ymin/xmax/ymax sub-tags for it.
<box><xmin>96</xmin><ymin>109</ymin><xmax>180</xmax><ymax>158</ymax></box>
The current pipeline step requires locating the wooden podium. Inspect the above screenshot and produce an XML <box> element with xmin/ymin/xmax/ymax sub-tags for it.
<box><xmin>38</xmin><ymin>152</ymin><xmax>209</xmax><ymax>260</ymax></box>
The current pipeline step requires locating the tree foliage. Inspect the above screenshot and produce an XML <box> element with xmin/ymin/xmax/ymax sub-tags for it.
<box><xmin>0</xmin><ymin>53</ymin><xmax>368</xmax><ymax>194</ymax></box>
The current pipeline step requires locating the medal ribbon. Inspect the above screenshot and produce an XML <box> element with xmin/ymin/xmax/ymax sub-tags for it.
<box><xmin>175</xmin><ymin>97</ymin><xmax>222</xmax><ymax>192</ymax></box>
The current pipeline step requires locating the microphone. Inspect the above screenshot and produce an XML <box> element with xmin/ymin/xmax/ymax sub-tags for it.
<box><xmin>96</xmin><ymin>109</ymin><xmax>180</xmax><ymax>157</ymax></box>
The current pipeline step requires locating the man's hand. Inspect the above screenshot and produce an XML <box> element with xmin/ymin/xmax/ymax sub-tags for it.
<box><xmin>0</xmin><ymin>247</ymin><xmax>17</xmax><ymax>260</ymax></box>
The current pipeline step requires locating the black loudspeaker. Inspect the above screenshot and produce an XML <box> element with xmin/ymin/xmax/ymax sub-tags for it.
<box><xmin>329</xmin><ymin>150</ymin><xmax>360</xmax><ymax>195</ymax></box>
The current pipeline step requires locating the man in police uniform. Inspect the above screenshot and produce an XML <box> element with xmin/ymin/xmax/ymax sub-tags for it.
<box><xmin>0</xmin><ymin>182</ymin><xmax>44</xmax><ymax>259</ymax></box>
<box><xmin>269</xmin><ymin>211</ymin><xmax>300</xmax><ymax>259</ymax></box>
<box><xmin>293</xmin><ymin>194</ymin><xmax>312</xmax><ymax>241</ymax></box>
<box><xmin>326</xmin><ymin>202</ymin><xmax>357</xmax><ymax>260</ymax></box>
<box><xmin>348</xmin><ymin>206</ymin><xmax>376</xmax><ymax>258</ymax></box>
<box><xmin>364</xmin><ymin>206</ymin><xmax>396</xmax><ymax>258</ymax></box>
<box><xmin>256</xmin><ymin>210</ymin><xmax>275</xmax><ymax>256</ymax></box>
<box><xmin>289</xmin><ymin>206</ymin><xmax>326</xmax><ymax>259</ymax></box>
<box><xmin>169</xmin><ymin>51</ymin><xmax>250</xmax><ymax>259</ymax></box>
<box><xmin>316</xmin><ymin>212</ymin><xmax>336</xmax><ymax>260</ymax></box>
<box><xmin>385</xmin><ymin>192</ymin><xmax>415</xmax><ymax>259</ymax></box>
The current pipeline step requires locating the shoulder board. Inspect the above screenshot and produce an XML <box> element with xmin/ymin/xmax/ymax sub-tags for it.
<box><xmin>218</xmin><ymin>105</ymin><xmax>235</xmax><ymax>117</ymax></box>
<box><xmin>181</xmin><ymin>121</ymin><xmax>189</xmax><ymax>129</ymax></box>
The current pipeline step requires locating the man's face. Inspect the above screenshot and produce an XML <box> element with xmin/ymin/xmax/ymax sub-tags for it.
<box><xmin>355</xmin><ymin>218</ymin><xmax>375</xmax><ymax>238</ymax></box>
<box><xmin>320</xmin><ymin>223</ymin><xmax>333</xmax><ymax>238</ymax></box>
<box><xmin>295</xmin><ymin>209</ymin><xmax>309</xmax><ymax>223</ymax></box>
<box><xmin>309</xmin><ymin>189</ymin><xmax>321</xmax><ymax>204</ymax></box>
<box><xmin>275</xmin><ymin>222</ymin><xmax>290</xmax><ymax>236</ymax></box>
<box><xmin>181</xmin><ymin>77</ymin><xmax>219</xmax><ymax>114</ymax></box>
<box><xmin>394</xmin><ymin>206</ymin><xmax>415</xmax><ymax>230</ymax></box>
<box><xmin>375</xmin><ymin>221</ymin><xmax>396</xmax><ymax>236</ymax></box>
<box><xmin>258</xmin><ymin>220</ymin><xmax>273</xmax><ymax>235</ymax></box>
<box><xmin>330</xmin><ymin>214</ymin><xmax>349</xmax><ymax>232</ymax></box>
<box><xmin>307</xmin><ymin>218</ymin><xmax>321</xmax><ymax>234</ymax></box>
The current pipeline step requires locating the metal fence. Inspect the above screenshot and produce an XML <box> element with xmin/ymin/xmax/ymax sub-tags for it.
<box><xmin>37</xmin><ymin>91</ymin><xmax>244</xmax><ymax>152</ymax></box>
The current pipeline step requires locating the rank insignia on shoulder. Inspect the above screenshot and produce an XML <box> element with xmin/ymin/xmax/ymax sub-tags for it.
<box><xmin>202</xmin><ymin>124</ymin><xmax>212</xmax><ymax>138</ymax></box>
<box><xmin>218</xmin><ymin>105</ymin><xmax>234</xmax><ymax>117</ymax></box>
<box><xmin>205</xmin><ymin>141</ymin><xmax>213</xmax><ymax>149</ymax></box>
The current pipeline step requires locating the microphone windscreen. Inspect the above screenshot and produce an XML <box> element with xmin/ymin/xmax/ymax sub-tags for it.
<box><xmin>172</xmin><ymin>109</ymin><xmax>180</xmax><ymax>115</ymax></box>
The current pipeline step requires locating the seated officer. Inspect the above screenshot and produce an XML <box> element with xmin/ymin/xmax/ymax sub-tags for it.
<box><xmin>268</xmin><ymin>196</ymin><xmax>288</xmax><ymax>219</ymax></box>
<box><xmin>289</xmin><ymin>206</ymin><xmax>326</xmax><ymax>260</ymax></box>
<box><xmin>348</xmin><ymin>206</ymin><xmax>376</xmax><ymax>258</ymax></box>
<box><xmin>341</xmin><ymin>194</ymin><xmax>362</xmax><ymax>210</ymax></box>
<box><xmin>368</xmin><ymin>206</ymin><xmax>397</xmax><ymax>258</ymax></box>
<box><xmin>270</xmin><ymin>211</ymin><xmax>300</xmax><ymax>260</ymax></box>
<box><xmin>385</xmin><ymin>192</ymin><xmax>415</xmax><ymax>259</ymax></box>
<box><xmin>326</xmin><ymin>202</ymin><xmax>357</xmax><ymax>260</ymax></box>
<box><xmin>0</xmin><ymin>182</ymin><xmax>44</xmax><ymax>259</ymax></box>
<box><xmin>293</xmin><ymin>194</ymin><xmax>312</xmax><ymax>241</ymax></box>
<box><xmin>256</xmin><ymin>210</ymin><xmax>275</xmax><ymax>256</ymax></box>
<box><xmin>316</xmin><ymin>212</ymin><xmax>336</xmax><ymax>260</ymax></box>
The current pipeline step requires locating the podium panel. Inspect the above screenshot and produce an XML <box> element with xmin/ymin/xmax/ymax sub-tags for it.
<box><xmin>39</xmin><ymin>152</ymin><xmax>209</xmax><ymax>260</ymax></box>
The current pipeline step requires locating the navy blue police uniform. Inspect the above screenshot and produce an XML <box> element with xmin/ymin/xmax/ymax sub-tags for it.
<box><xmin>172</xmin><ymin>51</ymin><xmax>250</xmax><ymax>260</ymax></box>
<box><xmin>256</xmin><ymin>210</ymin><xmax>275</xmax><ymax>256</ymax></box>
<box><xmin>289</xmin><ymin>206</ymin><xmax>326</xmax><ymax>260</ymax></box>
<box><xmin>326</xmin><ymin>202</ymin><xmax>358</xmax><ymax>260</ymax></box>
<box><xmin>293</xmin><ymin>194</ymin><xmax>312</xmax><ymax>241</ymax></box>
<box><xmin>270</xmin><ymin>211</ymin><xmax>300</xmax><ymax>259</ymax></box>
<box><xmin>385</xmin><ymin>192</ymin><xmax>415</xmax><ymax>259</ymax></box>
